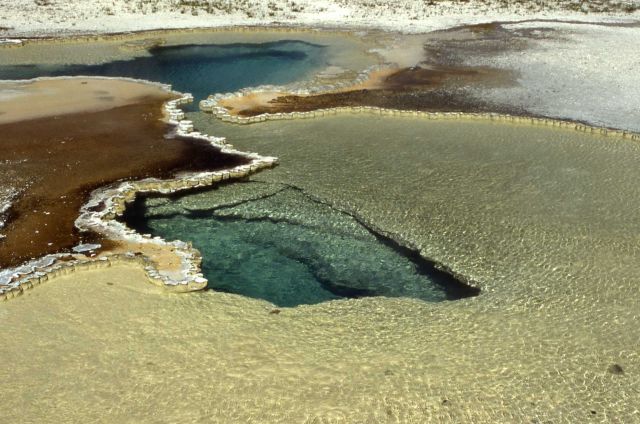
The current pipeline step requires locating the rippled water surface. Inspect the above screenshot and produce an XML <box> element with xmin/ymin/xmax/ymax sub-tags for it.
<box><xmin>2</xmin><ymin>111</ymin><xmax>640</xmax><ymax>422</ymax></box>
<box><xmin>187</xmin><ymin>113</ymin><xmax>640</xmax><ymax>302</ymax></box>
<box><xmin>80</xmin><ymin>115</ymin><xmax>640</xmax><ymax>420</ymax></box>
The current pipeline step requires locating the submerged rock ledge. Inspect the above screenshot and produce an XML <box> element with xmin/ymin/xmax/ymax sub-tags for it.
<box><xmin>0</xmin><ymin>89</ymin><xmax>278</xmax><ymax>301</ymax></box>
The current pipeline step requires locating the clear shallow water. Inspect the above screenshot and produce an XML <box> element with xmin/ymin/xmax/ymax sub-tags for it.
<box><xmin>124</xmin><ymin>183</ymin><xmax>475</xmax><ymax>307</ymax></box>
<box><xmin>3</xmin><ymin>115</ymin><xmax>640</xmax><ymax>422</ymax></box>
<box><xmin>187</xmin><ymin>113</ymin><xmax>640</xmax><ymax>302</ymax></box>
<box><xmin>0</xmin><ymin>41</ymin><xmax>327</xmax><ymax>106</ymax></box>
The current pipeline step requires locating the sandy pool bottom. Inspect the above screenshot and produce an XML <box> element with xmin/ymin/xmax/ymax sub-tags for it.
<box><xmin>0</xmin><ymin>262</ymin><xmax>636</xmax><ymax>423</ymax></box>
<box><xmin>1</xmin><ymin>114</ymin><xmax>639</xmax><ymax>422</ymax></box>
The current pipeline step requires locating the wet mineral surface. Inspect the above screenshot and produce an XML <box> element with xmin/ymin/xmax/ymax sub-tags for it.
<box><xmin>15</xmin><ymin>112</ymin><xmax>626</xmax><ymax>421</ymax></box>
<box><xmin>1</xmin><ymin>27</ymin><xmax>639</xmax><ymax>423</ymax></box>
<box><xmin>2</xmin><ymin>111</ymin><xmax>639</xmax><ymax>422</ymax></box>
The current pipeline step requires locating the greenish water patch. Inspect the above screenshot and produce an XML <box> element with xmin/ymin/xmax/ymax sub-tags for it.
<box><xmin>123</xmin><ymin>182</ymin><xmax>478</xmax><ymax>307</ymax></box>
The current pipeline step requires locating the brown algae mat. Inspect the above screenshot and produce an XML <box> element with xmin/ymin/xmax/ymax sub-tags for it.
<box><xmin>0</xmin><ymin>78</ymin><xmax>247</xmax><ymax>268</ymax></box>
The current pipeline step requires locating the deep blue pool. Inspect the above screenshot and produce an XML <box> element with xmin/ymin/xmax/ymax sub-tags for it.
<box><xmin>0</xmin><ymin>41</ymin><xmax>328</xmax><ymax>107</ymax></box>
<box><xmin>123</xmin><ymin>185</ymin><xmax>478</xmax><ymax>307</ymax></box>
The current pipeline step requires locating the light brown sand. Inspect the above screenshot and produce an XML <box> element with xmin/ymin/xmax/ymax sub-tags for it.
<box><xmin>219</xmin><ymin>91</ymin><xmax>288</xmax><ymax>115</ymax></box>
<box><xmin>0</xmin><ymin>78</ymin><xmax>171</xmax><ymax>124</ymax></box>
<box><xmin>219</xmin><ymin>64</ymin><xmax>516</xmax><ymax>118</ymax></box>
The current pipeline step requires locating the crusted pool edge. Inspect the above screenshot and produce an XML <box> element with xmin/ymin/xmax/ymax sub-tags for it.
<box><xmin>0</xmin><ymin>84</ymin><xmax>278</xmax><ymax>301</ymax></box>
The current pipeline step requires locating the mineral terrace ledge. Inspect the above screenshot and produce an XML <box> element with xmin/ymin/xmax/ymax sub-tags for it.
<box><xmin>200</xmin><ymin>89</ymin><xmax>640</xmax><ymax>140</ymax></box>
<box><xmin>0</xmin><ymin>91</ymin><xmax>278</xmax><ymax>301</ymax></box>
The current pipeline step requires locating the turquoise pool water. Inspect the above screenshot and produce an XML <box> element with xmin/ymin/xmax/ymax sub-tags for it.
<box><xmin>124</xmin><ymin>183</ymin><xmax>477</xmax><ymax>307</ymax></box>
<box><xmin>0</xmin><ymin>41</ymin><xmax>327</xmax><ymax>105</ymax></box>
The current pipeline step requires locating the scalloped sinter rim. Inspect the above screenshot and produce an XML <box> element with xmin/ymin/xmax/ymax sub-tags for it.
<box><xmin>0</xmin><ymin>90</ymin><xmax>278</xmax><ymax>300</ymax></box>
